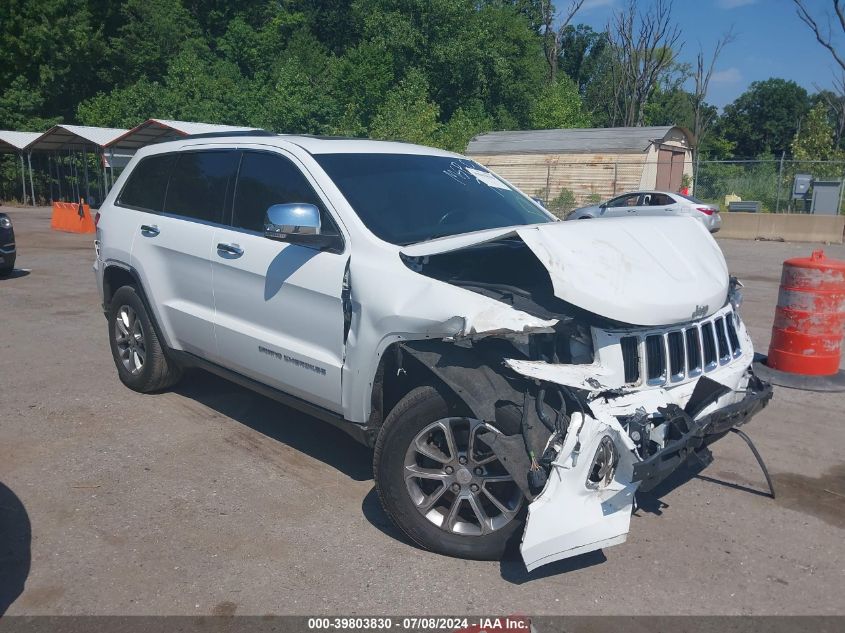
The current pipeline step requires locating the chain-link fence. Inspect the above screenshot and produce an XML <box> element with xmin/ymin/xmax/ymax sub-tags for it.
<box><xmin>475</xmin><ymin>156</ymin><xmax>845</xmax><ymax>218</ymax></box>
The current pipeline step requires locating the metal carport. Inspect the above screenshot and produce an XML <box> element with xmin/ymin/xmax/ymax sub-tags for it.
<box><xmin>0</xmin><ymin>131</ymin><xmax>42</xmax><ymax>206</ymax></box>
<box><xmin>108</xmin><ymin>119</ymin><xmax>259</xmax><ymax>151</ymax></box>
<box><xmin>25</xmin><ymin>125</ymin><xmax>128</xmax><ymax>205</ymax></box>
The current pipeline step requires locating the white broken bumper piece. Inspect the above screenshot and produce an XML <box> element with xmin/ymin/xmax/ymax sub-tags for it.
<box><xmin>520</xmin><ymin>411</ymin><xmax>639</xmax><ymax>572</ymax></box>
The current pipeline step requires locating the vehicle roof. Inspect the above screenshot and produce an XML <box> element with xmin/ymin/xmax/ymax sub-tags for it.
<box><xmin>142</xmin><ymin>133</ymin><xmax>459</xmax><ymax>158</ymax></box>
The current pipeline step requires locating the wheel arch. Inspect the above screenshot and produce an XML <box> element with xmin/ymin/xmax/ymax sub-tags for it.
<box><xmin>367</xmin><ymin>339</ymin><xmax>524</xmax><ymax>440</ymax></box>
<box><xmin>101</xmin><ymin>262</ymin><xmax>174</xmax><ymax>351</ymax></box>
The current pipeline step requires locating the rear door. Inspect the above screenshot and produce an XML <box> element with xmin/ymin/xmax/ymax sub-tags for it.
<box><xmin>128</xmin><ymin>149</ymin><xmax>239</xmax><ymax>358</ymax></box>
<box><xmin>634</xmin><ymin>192</ymin><xmax>675</xmax><ymax>218</ymax></box>
<box><xmin>210</xmin><ymin>149</ymin><xmax>347</xmax><ymax>413</ymax></box>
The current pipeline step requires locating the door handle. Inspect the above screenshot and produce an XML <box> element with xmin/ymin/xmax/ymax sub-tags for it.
<box><xmin>140</xmin><ymin>224</ymin><xmax>160</xmax><ymax>236</ymax></box>
<box><xmin>217</xmin><ymin>242</ymin><xmax>244</xmax><ymax>257</ymax></box>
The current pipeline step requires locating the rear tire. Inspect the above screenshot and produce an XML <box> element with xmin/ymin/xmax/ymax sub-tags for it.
<box><xmin>108</xmin><ymin>285</ymin><xmax>182</xmax><ymax>392</ymax></box>
<box><xmin>374</xmin><ymin>385</ymin><xmax>525</xmax><ymax>560</ymax></box>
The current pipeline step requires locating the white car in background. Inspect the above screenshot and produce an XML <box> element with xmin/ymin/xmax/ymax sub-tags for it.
<box><xmin>566</xmin><ymin>191</ymin><xmax>722</xmax><ymax>233</ymax></box>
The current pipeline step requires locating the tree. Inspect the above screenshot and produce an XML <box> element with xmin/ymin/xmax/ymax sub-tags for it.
<box><xmin>793</xmin><ymin>0</ymin><xmax>845</xmax><ymax>75</ymax></box>
<box><xmin>792</xmin><ymin>102</ymin><xmax>845</xmax><ymax>168</ymax></box>
<box><xmin>529</xmin><ymin>76</ymin><xmax>591</xmax><ymax>129</ymax></box>
<box><xmin>793</xmin><ymin>1</ymin><xmax>845</xmax><ymax>148</ymax></box>
<box><xmin>369</xmin><ymin>69</ymin><xmax>441</xmax><ymax>146</ymax></box>
<box><xmin>558</xmin><ymin>24</ymin><xmax>609</xmax><ymax>95</ymax></box>
<box><xmin>692</xmin><ymin>28</ymin><xmax>734</xmax><ymax>153</ymax></box>
<box><xmin>719</xmin><ymin>78</ymin><xmax>810</xmax><ymax>157</ymax></box>
<box><xmin>538</xmin><ymin>0</ymin><xmax>585</xmax><ymax>84</ymax></box>
<box><xmin>606</xmin><ymin>0</ymin><xmax>683</xmax><ymax>126</ymax></box>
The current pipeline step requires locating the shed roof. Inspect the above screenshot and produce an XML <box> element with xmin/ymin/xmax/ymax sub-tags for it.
<box><xmin>108</xmin><ymin>119</ymin><xmax>260</xmax><ymax>150</ymax></box>
<box><xmin>26</xmin><ymin>124</ymin><xmax>129</xmax><ymax>151</ymax></box>
<box><xmin>466</xmin><ymin>126</ymin><xmax>691</xmax><ymax>155</ymax></box>
<box><xmin>0</xmin><ymin>131</ymin><xmax>42</xmax><ymax>152</ymax></box>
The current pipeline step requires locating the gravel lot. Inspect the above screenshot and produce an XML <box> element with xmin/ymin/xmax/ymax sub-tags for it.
<box><xmin>1</xmin><ymin>206</ymin><xmax>843</xmax><ymax>616</ymax></box>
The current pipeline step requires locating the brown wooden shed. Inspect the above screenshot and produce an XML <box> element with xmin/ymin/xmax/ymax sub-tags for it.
<box><xmin>466</xmin><ymin>126</ymin><xmax>694</xmax><ymax>206</ymax></box>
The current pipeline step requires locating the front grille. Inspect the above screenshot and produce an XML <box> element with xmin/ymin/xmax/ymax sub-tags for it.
<box><xmin>702</xmin><ymin>322</ymin><xmax>717</xmax><ymax>366</ymax></box>
<box><xmin>726</xmin><ymin>314</ymin><xmax>741</xmax><ymax>356</ymax></box>
<box><xmin>645</xmin><ymin>335</ymin><xmax>666</xmax><ymax>381</ymax></box>
<box><xmin>618</xmin><ymin>309</ymin><xmax>742</xmax><ymax>385</ymax></box>
<box><xmin>715</xmin><ymin>317</ymin><xmax>730</xmax><ymax>360</ymax></box>
<box><xmin>685</xmin><ymin>328</ymin><xmax>701</xmax><ymax>373</ymax></box>
<box><xmin>620</xmin><ymin>336</ymin><xmax>640</xmax><ymax>383</ymax></box>
<box><xmin>667</xmin><ymin>331</ymin><xmax>684</xmax><ymax>377</ymax></box>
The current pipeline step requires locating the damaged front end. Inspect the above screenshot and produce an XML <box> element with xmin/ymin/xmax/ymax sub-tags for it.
<box><xmin>395</xmin><ymin>219</ymin><xmax>773</xmax><ymax>571</ymax></box>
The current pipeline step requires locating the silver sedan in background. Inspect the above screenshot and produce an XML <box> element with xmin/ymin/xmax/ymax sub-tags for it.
<box><xmin>565</xmin><ymin>191</ymin><xmax>722</xmax><ymax>233</ymax></box>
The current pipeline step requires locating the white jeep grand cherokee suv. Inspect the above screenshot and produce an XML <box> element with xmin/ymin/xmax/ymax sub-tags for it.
<box><xmin>94</xmin><ymin>132</ymin><xmax>772</xmax><ymax>570</ymax></box>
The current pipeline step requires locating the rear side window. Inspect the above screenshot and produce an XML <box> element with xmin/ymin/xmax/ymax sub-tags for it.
<box><xmin>118</xmin><ymin>154</ymin><xmax>176</xmax><ymax>212</ymax></box>
<box><xmin>232</xmin><ymin>152</ymin><xmax>338</xmax><ymax>235</ymax></box>
<box><xmin>164</xmin><ymin>151</ymin><xmax>239</xmax><ymax>223</ymax></box>
<box><xmin>648</xmin><ymin>193</ymin><xmax>674</xmax><ymax>206</ymax></box>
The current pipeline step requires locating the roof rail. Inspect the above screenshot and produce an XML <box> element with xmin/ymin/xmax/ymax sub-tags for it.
<box><xmin>180</xmin><ymin>130</ymin><xmax>277</xmax><ymax>140</ymax></box>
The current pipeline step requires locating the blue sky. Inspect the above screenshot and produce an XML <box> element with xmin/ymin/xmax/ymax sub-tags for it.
<box><xmin>572</xmin><ymin>0</ymin><xmax>843</xmax><ymax>109</ymax></box>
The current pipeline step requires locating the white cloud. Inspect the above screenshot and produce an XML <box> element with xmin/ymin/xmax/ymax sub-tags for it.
<box><xmin>581</xmin><ymin>0</ymin><xmax>616</xmax><ymax>11</ymax></box>
<box><xmin>716</xmin><ymin>0</ymin><xmax>757</xmax><ymax>8</ymax></box>
<box><xmin>711</xmin><ymin>67</ymin><xmax>743</xmax><ymax>83</ymax></box>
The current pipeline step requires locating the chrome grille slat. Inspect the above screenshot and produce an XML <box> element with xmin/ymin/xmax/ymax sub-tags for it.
<box><xmin>618</xmin><ymin>310</ymin><xmax>741</xmax><ymax>386</ymax></box>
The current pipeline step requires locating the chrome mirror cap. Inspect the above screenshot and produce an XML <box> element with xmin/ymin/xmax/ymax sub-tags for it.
<box><xmin>264</xmin><ymin>203</ymin><xmax>321</xmax><ymax>238</ymax></box>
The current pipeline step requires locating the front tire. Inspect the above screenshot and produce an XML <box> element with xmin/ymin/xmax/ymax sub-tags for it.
<box><xmin>108</xmin><ymin>285</ymin><xmax>182</xmax><ymax>392</ymax></box>
<box><xmin>0</xmin><ymin>254</ymin><xmax>15</xmax><ymax>276</ymax></box>
<box><xmin>374</xmin><ymin>386</ymin><xmax>525</xmax><ymax>560</ymax></box>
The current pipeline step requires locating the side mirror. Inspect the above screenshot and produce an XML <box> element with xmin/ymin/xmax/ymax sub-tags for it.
<box><xmin>599</xmin><ymin>202</ymin><xmax>607</xmax><ymax>209</ymax></box>
<box><xmin>264</xmin><ymin>203</ymin><xmax>321</xmax><ymax>241</ymax></box>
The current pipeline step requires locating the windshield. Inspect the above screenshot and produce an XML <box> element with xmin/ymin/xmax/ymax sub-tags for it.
<box><xmin>314</xmin><ymin>153</ymin><xmax>553</xmax><ymax>245</ymax></box>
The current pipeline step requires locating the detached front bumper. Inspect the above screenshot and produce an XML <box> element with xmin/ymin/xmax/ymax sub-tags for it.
<box><xmin>519</xmin><ymin>367</ymin><xmax>772</xmax><ymax>571</ymax></box>
<box><xmin>632</xmin><ymin>375</ymin><xmax>773</xmax><ymax>491</ymax></box>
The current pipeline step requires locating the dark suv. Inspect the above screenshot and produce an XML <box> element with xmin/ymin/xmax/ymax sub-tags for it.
<box><xmin>0</xmin><ymin>212</ymin><xmax>15</xmax><ymax>275</ymax></box>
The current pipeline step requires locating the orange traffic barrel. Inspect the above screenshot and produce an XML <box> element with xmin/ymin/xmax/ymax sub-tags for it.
<box><xmin>766</xmin><ymin>250</ymin><xmax>845</xmax><ymax>376</ymax></box>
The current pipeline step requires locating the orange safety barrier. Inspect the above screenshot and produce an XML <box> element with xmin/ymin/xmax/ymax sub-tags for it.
<box><xmin>50</xmin><ymin>199</ymin><xmax>96</xmax><ymax>234</ymax></box>
<box><xmin>767</xmin><ymin>250</ymin><xmax>845</xmax><ymax>376</ymax></box>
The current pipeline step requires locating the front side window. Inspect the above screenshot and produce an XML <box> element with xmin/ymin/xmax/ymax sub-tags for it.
<box><xmin>232</xmin><ymin>152</ymin><xmax>337</xmax><ymax>235</ymax></box>
<box><xmin>118</xmin><ymin>153</ymin><xmax>176</xmax><ymax>212</ymax></box>
<box><xmin>313</xmin><ymin>154</ymin><xmax>552</xmax><ymax>245</ymax></box>
<box><xmin>163</xmin><ymin>151</ymin><xmax>239</xmax><ymax>223</ymax></box>
<box><xmin>607</xmin><ymin>194</ymin><xmax>640</xmax><ymax>208</ymax></box>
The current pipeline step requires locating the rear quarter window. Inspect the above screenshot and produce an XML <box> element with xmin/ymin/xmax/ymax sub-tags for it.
<box><xmin>117</xmin><ymin>154</ymin><xmax>177</xmax><ymax>212</ymax></box>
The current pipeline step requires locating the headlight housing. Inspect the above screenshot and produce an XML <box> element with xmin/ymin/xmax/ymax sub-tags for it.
<box><xmin>0</xmin><ymin>216</ymin><xmax>11</xmax><ymax>229</ymax></box>
<box><xmin>728</xmin><ymin>276</ymin><xmax>744</xmax><ymax>313</ymax></box>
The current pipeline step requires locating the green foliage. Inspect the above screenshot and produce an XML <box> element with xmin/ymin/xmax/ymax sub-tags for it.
<box><xmin>530</xmin><ymin>76</ymin><xmax>591</xmax><ymax>129</ymax></box>
<box><xmin>370</xmin><ymin>69</ymin><xmax>441</xmax><ymax>146</ymax></box>
<box><xmin>695</xmin><ymin>160</ymin><xmax>780</xmax><ymax>212</ymax></box>
<box><xmin>719</xmin><ymin>79</ymin><xmax>810</xmax><ymax>158</ymax></box>
<box><xmin>547</xmin><ymin>188</ymin><xmax>576</xmax><ymax>218</ymax></box>
<box><xmin>792</xmin><ymin>103</ymin><xmax>845</xmax><ymax>164</ymax></box>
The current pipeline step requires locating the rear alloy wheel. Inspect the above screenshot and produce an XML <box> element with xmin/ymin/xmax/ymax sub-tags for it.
<box><xmin>108</xmin><ymin>285</ymin><xmax>182</xmax><ymax>393</ymax></box>
<box><xmin>114</xmin><ymin>304</ymin><xmax>146</xmax><ymax>375</ymax></box>
<box><xmin>374</xmin><ymin>386</ymin><xmax>525</xmax><ymax>560</ymax></box>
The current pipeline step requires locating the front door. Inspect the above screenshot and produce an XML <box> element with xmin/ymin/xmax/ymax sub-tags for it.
<box><xmin>210</xmin><ymin>149</ymin><xmax>347</xmax><ymax>413</ymax></box>
<box><xmin>603</xmin><ymin>193</ymin><xmax>642</xmax><ymax>218</ymax></box>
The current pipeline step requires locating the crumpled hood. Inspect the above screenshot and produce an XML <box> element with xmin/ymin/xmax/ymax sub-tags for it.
<box><xmin>400</xmin><ymin>217</ymin><xmax>729</xmax><ymax>326</ymax></box>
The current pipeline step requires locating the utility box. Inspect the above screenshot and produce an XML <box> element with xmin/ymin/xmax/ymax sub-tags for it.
<box><xmin>793</xmin><ymin>174</ymin><xmax>813</xmax><ymax>199</ymax></box>
<box><xmin>810</xmin><ymin>180</ymin><xmax>843</xmax><ymax>216</ymax></box>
